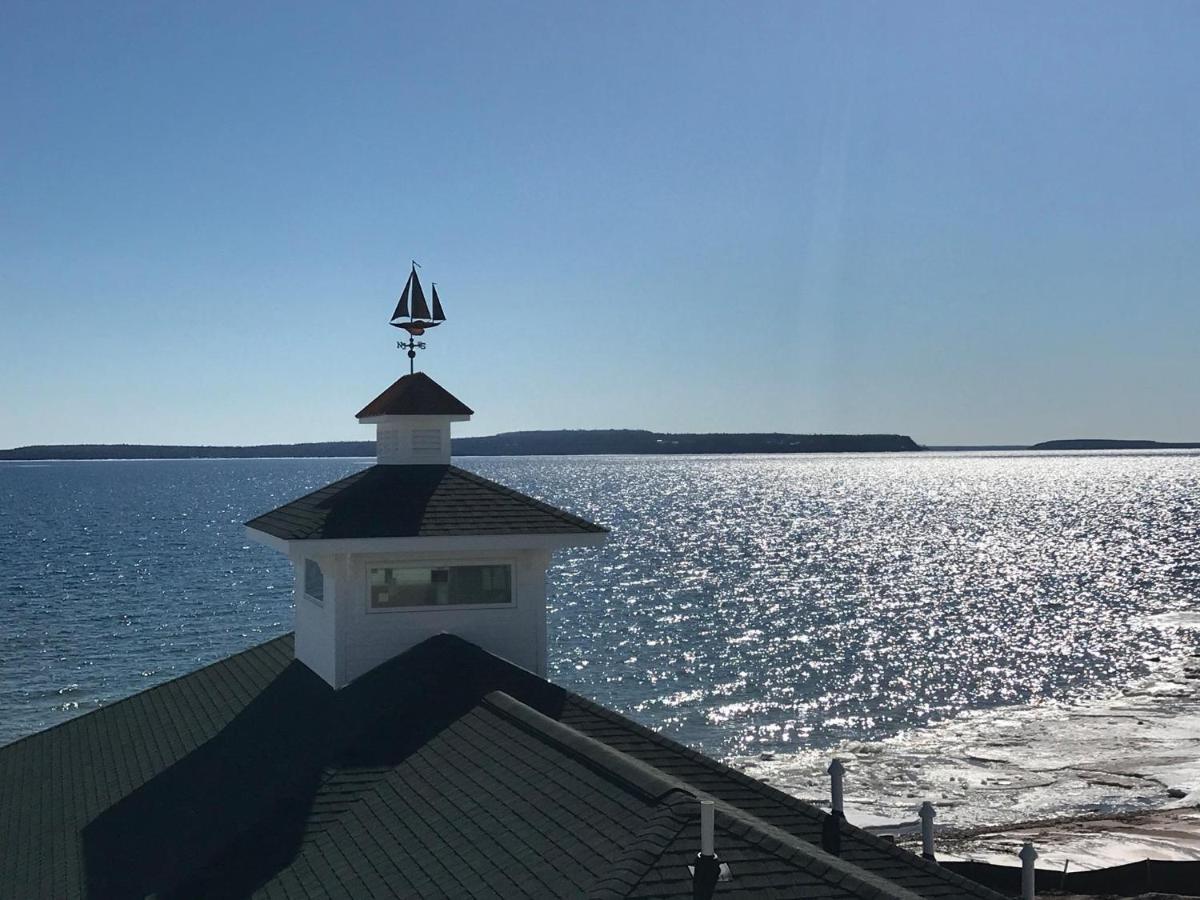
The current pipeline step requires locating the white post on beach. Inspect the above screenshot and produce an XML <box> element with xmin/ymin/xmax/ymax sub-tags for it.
<box><xmin>918</xmin><ymin>801</ymin><xmax>936</xmax><ymax>861</ymax></box>
<box><xmin>1019</xmin><ymin>842</ymin><xmax>1038</xmax><ymax>900</ymax></box>
<box><xmin>828</xmin><ymin>759</ymin><xmax>845</xmax><ymax>816</ymax></box>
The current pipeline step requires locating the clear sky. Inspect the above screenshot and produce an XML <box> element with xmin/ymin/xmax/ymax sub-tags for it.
<box><xmin>2</xmin><ymin>1</ymin><xmax>1198</xmax><ymax>447</ymax></box>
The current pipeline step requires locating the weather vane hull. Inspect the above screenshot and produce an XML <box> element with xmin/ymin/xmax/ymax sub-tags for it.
<box><xmin>390</xmin><ymin>321</ymin><xmax>441</xmax><ymax>336</ymax></box>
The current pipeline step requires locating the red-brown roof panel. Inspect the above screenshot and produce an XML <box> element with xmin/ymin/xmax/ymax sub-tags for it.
<box><xmin>356</xmin><ymin>372</ymin><xmax>474</xmax><ymax>419</ymax></box>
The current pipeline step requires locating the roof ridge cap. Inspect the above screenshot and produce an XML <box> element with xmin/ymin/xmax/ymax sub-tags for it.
<box><xmin>561</xmin><ymin>694</ymin><xmax>1005</xmax><ymax>898</ymax></box>
<box><xmin>447</xmin><ymin>466</ymin><xmax>606</xmax><ymax>532</ymax></box>
<box><xmin>482</xmin><ymin>691</ymin><xmax>685</xmax><ymax>801</ymax></box>
<box><xmin>585</xmin><ymin>791</ymin><xmax>692</xmax><ymax>900</ymax></box>
<box><xmin>590</xmin><ymin>782</ymin><xmax>933</xmax><ymax>900</ymax></box>
<box><xmin>712</xmin><ymin>803</ymin><xmax>925</xmax><ymax>900</ymax></box>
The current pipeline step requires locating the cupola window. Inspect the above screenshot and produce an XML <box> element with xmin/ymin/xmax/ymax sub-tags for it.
<box><xmin>304</xmin><ymin>558</ymin><xmax>325</xmax><ymax>604</ymax></box>
<box><xmin>369</xmin><ymin>563</ymin><xmax>512</xmax><ymax>609</ymax></box>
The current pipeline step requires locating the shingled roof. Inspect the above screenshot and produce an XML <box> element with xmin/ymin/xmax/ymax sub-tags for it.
<box><xmin>0</xmin><ymin>634</ymin><xmax>1004</xmax><ymax>900</ymax></box>
<box><xmin>244</xmin><ymin>464</ymin><xmax>607</xmax><ymax>541</ymax></box>
<box><xmin>356</xmin><ymin>372</ymin><xmax>474</xmax><ymax>419</ymax></box>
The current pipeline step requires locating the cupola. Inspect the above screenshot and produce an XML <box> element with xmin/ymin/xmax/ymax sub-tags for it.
<box><xmin>356</xmin><ymin>372</ymin><xmax>473</xmax><ymax>465</ymax></box>
<box><xmin>244</xmin><ymin>263</ymin><xmax>607</xmax><ymax>688</ymax></box>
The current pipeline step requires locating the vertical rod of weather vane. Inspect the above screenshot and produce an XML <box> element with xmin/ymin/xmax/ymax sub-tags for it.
<box><xmin>823</xmin><ymin>759</ymin><xmax>846</xmax><ymax>855</ymax></box>
<box><xmin>692</xmin><ymin>799</ymin><xmax>720</xmax><ymax>900</ymax></box>
<box><xmin>918</xmin><ymin>801</ymin><xmax>936</xmax><ymax>861</ymax></box>
<box><xmin>1019</xmin><ymin>842</ymin><xmax>1038</xmax><ymax>900</ymax></box>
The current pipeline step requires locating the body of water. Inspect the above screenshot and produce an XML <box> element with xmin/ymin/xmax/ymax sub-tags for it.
<box><xmin>2</xmin><ymin>451</ymin><xmax>1197</xmax><ymax>829</ymax></box>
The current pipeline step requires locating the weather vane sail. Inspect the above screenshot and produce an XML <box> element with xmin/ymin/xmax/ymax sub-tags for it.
<box><xmin>390</xmin><ymin>261</ymin><xmax>447</xmax><ymax>374</ymax></box>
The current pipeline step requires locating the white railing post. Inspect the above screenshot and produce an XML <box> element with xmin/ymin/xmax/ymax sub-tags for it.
<box><xmin>1019</xmin><ymin>842</ymin><xmax>1038</xmax><ymax>900</ymax></box>
<box><xmin>828</xmin><ymin>758</ymin><xmax>845</xmax><ymax>816</ymax></box>
<box><xmin>918</xmin><ymin>801</ymin><xmax>936</xmax><ymax>860</ymax></box>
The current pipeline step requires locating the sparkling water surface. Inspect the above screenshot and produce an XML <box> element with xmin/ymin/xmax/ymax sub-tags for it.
<box><xmin>2</xmin><ymin>452</ymin><xmax>1198</xmax><ymax>825</ymax></box>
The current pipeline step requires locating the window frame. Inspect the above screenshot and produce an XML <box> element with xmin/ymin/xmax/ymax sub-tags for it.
<box><xmin>364</xmin><ymin>559</ymin><xmax>517</xmax><ymax>613</ymax></box>
<box><xmin>303</xmin><ymin>558</ymin><xmax>325</xmax><ymax>606</ymax></box>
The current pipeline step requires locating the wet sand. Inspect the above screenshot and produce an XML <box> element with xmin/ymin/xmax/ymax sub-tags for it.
<box><xmin>898</xmin><ymin>806</ymin><xmax>1200</xmax><ymax>870</ymax></box>
<box><xmin>733</xmin><ymin>616</ymin><xmax>1200</xmax><ymax>844</ymax></box>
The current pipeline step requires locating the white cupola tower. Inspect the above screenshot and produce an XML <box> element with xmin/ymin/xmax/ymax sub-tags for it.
<box><xmin>244</xmin><ymin>265</ymin><xmax>606</xmax><ymax>689</ymax></box>
<box><xmin>356</xmin><ymin>371</ymin><xmax>473</xmax><ymax>465</ymax></box>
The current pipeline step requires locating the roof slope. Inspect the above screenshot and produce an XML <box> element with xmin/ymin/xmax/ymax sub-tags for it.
<box><xmin>0</xmin><ymin>636</ymin><xmax>296</xmax><ymax>899</ymax></box>
<box><xmin>0</xmin><ymin>634</ymin><xmax>1002</xmax><ymax>900</ymax></box>
<box><xmin>244</xmin><ymin>464</ymin><xmax>607</xmax><ymax>540</ymax></box>
<box><xmin>356</xmin><ymin>372</ymin><xmax>474</xmax><ymax>419</ymax></box>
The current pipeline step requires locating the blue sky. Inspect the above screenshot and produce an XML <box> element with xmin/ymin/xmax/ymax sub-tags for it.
<box><xmin>2</xmin><ymin>1</ymin><xmax>1198</xmax><ymax>446</ymax></box>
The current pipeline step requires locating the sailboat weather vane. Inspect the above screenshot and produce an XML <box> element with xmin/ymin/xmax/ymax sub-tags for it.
<box><xmin>389</xmin><ymin>260</ymin><xmax>446</xmax><ymax>374</ymax></box>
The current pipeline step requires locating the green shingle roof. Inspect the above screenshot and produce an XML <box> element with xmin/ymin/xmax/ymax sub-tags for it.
<box><xmin>0</xmin><ymin>635</ymin><xmax>1004</xmax><ymax>900</ymax></box>
<box><xmin>244</xmin><ymin>464</ymin><xmax>607</xmax><ymax>541</ymax></box>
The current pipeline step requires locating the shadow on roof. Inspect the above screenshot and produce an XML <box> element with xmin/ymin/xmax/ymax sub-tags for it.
<box><xmin>312</xmin><ymin>464</ymin><xmax>444</xmax><ymax>536</ymax></box>
<box><xmin>80</xmin><ymin>635</ymin><xmax>566</xmax><ymax>899</ymax></box>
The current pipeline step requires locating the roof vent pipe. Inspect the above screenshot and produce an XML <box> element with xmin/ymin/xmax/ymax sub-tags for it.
<box><xmin>691</xmin><ymin>799</ymin><xmax>720</xmax><ymax>899</ymax></box>
<box><xmin>828</xmin><ymin>758</ymin><xmax>845</xmax><ymax>815</ymax></box>
<box><xmin>822</xmin><ymin>759</ymin><xmax>846</xmax><ymax>855</ymax></box>
<box><xmin>919</xmin><ymin>801</ymin><xmax>937</xmax><ymax>861</ymax></box>
<box><xmin>1019</xmin><ymin>842</ymin><xmax>1038</xmax><ymax>900</ymax></box>
<box><xmin>701</xmin><ymin>798</ymin><xmax>715</xmax><ymax>856</ymax></box>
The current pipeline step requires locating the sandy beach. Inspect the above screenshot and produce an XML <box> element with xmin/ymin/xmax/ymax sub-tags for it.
<box><xmin>729</xmin><ymin>612</ymin><xmax>1200</xmax><ymax>875</ymax></box>
<box><xmin>918</xmin><ymin>806</ymin><xmax>1200</xmax><ymax>869</ymax></box>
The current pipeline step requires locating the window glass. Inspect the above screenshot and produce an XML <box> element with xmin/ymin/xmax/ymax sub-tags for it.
<box><xmin>369</xmin><ymin>564</ymin><xmax>512</xmax><ymax>609</ymax></box>
<box><xmin>304</xmin><ymin>558</ymin><xmax>324</xmax><ymax>604</ymax></box>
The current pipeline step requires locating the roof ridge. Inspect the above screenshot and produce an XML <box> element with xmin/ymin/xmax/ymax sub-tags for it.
<box><xmin>482</xmin><ymin>691</ymin><xmax>684</xmax><ymax>801</ymax></box>
<box><xmin>584</xmin><ymin>790</ymin><xmax>692</xmax><ymax>900</ymax></box>
<box><xmin>301</xmin><ymin>763</ymin><xmax>397</xmax><ymax>842</ymax></box>
<box><xmin>0</xmin><ymin>633</ymin><xmax>297</xmax><ymax>755</ymax></box>
<box><xmin>484</xmin><ymin>691</ymin><xmax>931</xmax><ymax>900</ymax></box>
<box><xmin>447</xmin><ymin>465</ymin><xmax>607</xmax><ymax>533</ymax></box>
<box><xmin>561</xmin><ymin>693</ymin><xmax>1006</xmax><ymax>899</ymax></box>
<box><xmin>712</xmin><ymin>803</ymin><xmax>925</xmax><ymax>900</ymax></box>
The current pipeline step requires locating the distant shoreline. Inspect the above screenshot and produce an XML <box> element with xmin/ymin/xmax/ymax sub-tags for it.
<box><xmin>0</xmin><ymin>430</ymin><xmax>921</xmax><ymax>460</ymax></box>
<box><xmin>3</xmin><ymin>433</ymin><xmax>1197</xmax><ymax>461</ymax></box>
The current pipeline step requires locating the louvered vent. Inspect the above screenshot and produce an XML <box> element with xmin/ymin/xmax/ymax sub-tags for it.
<box><xmin>411</xmin><ymin>428</ymin><xmax>442</xmax><ymax>459</ymax></box>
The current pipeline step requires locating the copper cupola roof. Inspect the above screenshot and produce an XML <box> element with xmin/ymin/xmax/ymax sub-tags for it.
<box><xmin>356</xmin><ymin>372</ymin><xmax>474</xmax><ymax>420</ymax></box>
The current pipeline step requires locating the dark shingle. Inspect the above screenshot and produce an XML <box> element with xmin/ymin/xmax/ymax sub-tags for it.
<box><xmin>555</xmin><ymin>696</ymin><xmax>1003</xmax><ymax>898</ymax></box>
<box><xmin>245</xmin><ymin>464</ymin><xmax>607</xmax><ymax>540</ymax></box>
<box><xmin>0</xmin><ymin>635</ymin><xmax>1005</xmax><ymax>900</ymax></box>
<box><xmin>0</xmin><ymin>635</ymin><xmax>295</xmax><ymax>900</ymax></box>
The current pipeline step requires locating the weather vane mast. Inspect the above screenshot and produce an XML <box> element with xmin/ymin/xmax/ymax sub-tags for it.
<box><xmin>389</xmin><ymin>260</ymin><xmax>446</xmax><ymax>374</ymax></box>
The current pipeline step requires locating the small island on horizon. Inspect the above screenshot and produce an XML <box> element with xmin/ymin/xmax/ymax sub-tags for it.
<box><xmin>1028</xmin><ymin>438</ymin><xmax>1200</xmax><ymax>451</ymax></box>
